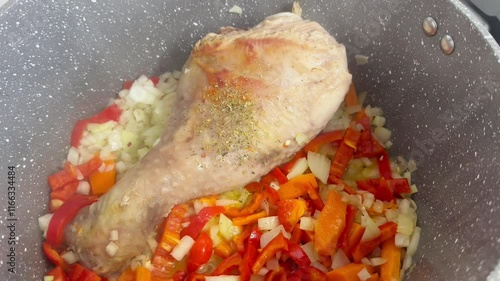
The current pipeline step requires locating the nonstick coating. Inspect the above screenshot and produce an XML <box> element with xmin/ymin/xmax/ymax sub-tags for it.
<box><xmin>0</xmin><ymin>0</ymin><xmax>499</xmax><ymax>280</ymax></box>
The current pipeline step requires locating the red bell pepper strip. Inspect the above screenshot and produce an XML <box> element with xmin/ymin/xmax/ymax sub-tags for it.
<box><xmin>377</xmin><ymin>151</ymin><xmax>393</xmax><ymax>180</ymax></box>
<box><xmin>271</xmin><ymin>167</ymin><xmax>288</xmax><ymax>184</ymax></box>
<box><xmin>50</xmin><ymin>181</ymin><xmax>79</xmax><ymax>201</ymax></box>
<box><xmin>181</xmin><ymin>206</ymin><xmax>225</xmax><ymax>239</ymax></box>
<box><xmin>187</xmin><ymin>232</ymin><xmax>213</xmax><ymax>272</ymax></box>
<box><xmin>240</xmin><ymin>227</ymin><xmax>262</xmax><ymax>281</ymax></box>
<box><xmin>303</xmin><ymin>130</ymin><xmax>344</xmax><ymax>153</ymax></box>
<box><xmin>77</xmin><ymin>156</ymin><xmax>103</xmax><ymax>178</ymax></box>
<box><xmin>48</xmin><ymin>165</ymin><xmax>78</xmax><ymax>191</ymax></box>
<box><xmin>46</xmin><ymin>266</ymin><xmax>68</xmax><ymax>281</ymax></box>
<box><xmin>386</xmin><ymin>178</ymin><xmax>411</xmax><ymax>194</ymax></box>
<box><xmin>233</xmin><ymin>224</ymin><xmax>253</xmax><ymax>253</ymax></box>
<box><xmin>252</xmin><ymin>232</ymin><xmax>289</xmax><ymax>274</ymax></box>
<box><xmin>67</xmin><ymin>263</ymin><xmax>101</xmax><ymax>281</ymax></box>
<box><xmin>70</xmin><ymin>104</ymin><xmax>122</xmax><ymax>147</ymax></box>
<box><xmin>287</xmin><ymin>243</ymin><xmax>311</xmax><ymax>267</ymax></box>
<box><xmin>43</xmin><ymin>242</ymin><xmax>66</xmax><ymax>268</ymax></box>
<box><xmin>280</xmin><ymin>150</ymin><xmax>306</xmax><ymax>174</ymax></box>
<box><xmin>329</xmin><ymin>128</ymin><xmax>361</xmax><ymax>181</ymax></box>
<box><xmin>357</xmin><ymin>178</ymin><xmax>394</xmax><ymax>202</ymax></box>
<box><xmin>351</xmin><ymin>221</ymin><xmax>397</xmax><ymax>262</ymax></box>
<box><xmin>337</xmin><ymin>204</ymin><xmax>357</xmax><ymax>249</ymax></box>
<box><xmin>46</xmin><ymin>194</ymin><xmax>97</xmax><ymax>246</ymax></box>
<box><xmin>211</xmin><ymin>253</ymin><xmax>242</xmax><ymax>276</ymax></box>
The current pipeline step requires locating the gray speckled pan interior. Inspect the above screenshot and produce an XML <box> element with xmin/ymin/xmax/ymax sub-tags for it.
<box><xmin>1</xmin><ymin>0</ymin><xmax>499</xmax><ymax>280</ymax></box>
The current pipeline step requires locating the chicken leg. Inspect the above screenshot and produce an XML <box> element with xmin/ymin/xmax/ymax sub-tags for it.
<box><xmin>65</xmin><ymin>12</ymin><xmax>351</xmax><ymax>276</ymax></box>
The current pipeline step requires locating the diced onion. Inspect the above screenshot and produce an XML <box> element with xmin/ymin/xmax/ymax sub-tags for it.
<box><xmin>410</xmin><ymin>184</ymin><xmax>418</xmax><ymax>194</ymax></box>
<box><xmin>266</xmin><ymin>258</ymin><xmax>279</xmax><ymax>271</ymax></box>
<box><xmin>301</xmin><ymin>242</ymin><xmax>319</xmax><ymax>263</ymax></box>
<box><xmin>354</xmin><ymin>54</ymin><xmax>369</xmax><ymax>65</ymax></box>
<box><xmin>286</xmin><ymin>157</ymin><xmax>308</xmax><ymax>180</ymax></box>
<box><xmin>67</xmin><ymin>147</ymin><xmax>80</xmax><ymax>165</ymax></box>
<box><xmin>109</xmin><ymin>230</ymin><xmax>119</xmax><ymax>241</ymax></box>
<box><xmin>215</xmin><ymin>199</ymin><xmax>240</xmax><ymax>207</ymax></box>
<box><xmin>395</xmin><ymin>233</ymin><xmax>410</xmax><ymax>247</ymax></box>
<box><xmin>331</xmin><ymin>249</ymin><xmax>350</xmax><ymax>270</ymax></box>
<box><xmin>106</xmin><ymin>241</ymin><xmax>119</xmax><ymax>257</ymax></box>
<box><xmin>38</xmin><ymin>213</ymin><xmax>53</xmax><ymax>234</ymax></box>
<box><xmin>299</xmin><ymin>217</ymin><xmax>317</xmax><ymax>231</ymax></box>
<box><xmin>219</xmin><ymin>214</ymin><xmax>241</xmax><ymax>241</ymax></box>
<box><xmin>312</xmin><ymin>210</ymin><xmax>322</xmax><ymax>219</ymax></box>
<box><xmin>370</xmin><ymin>257</ymin><xmax>387</xmax><ymax>266</ymax></box>
<box><xmin>76</xmin><ymin>181</ymin><xmax>90</xmax><ymax>195</ymax></box>
<box><xmin>397</xmin><ymin>213</ymin><xmax>414</xmax><ymax>235</ymax></box>
<box><xmin>210</xmin><ymin>225</ymin><xmax>222</xmax><ymax>247</ymax></box>
<box><xmin>205</xmin><ymin>275</ymin><xmax>241</xmax><ymax>281</ymax></box>
<box><xmin>403</xmin><ymin>253</ymin><xmax>413</xmax><ymax>271</ymax></box>
<box><xmin>193</xmin><ymin>200</ymin><xmax>204</xmax><ymax>214</ymax></box>
<box><xmin>357</xmin><ymin>268</ymin><xmax>372</xmax><ymax>281</ymax></box>
<box><xmin>373</xmin><ymin>216</ymin><xmax>388</xmax><ymax>227</ymax></box>
<box><xmin>361</xmin><ymin>257</ymin><xmax>371</xmax><ymax>265</ymax></box>
<box><xmin>407</xmin><ymin>227</ymin><xmax>421</xmax><ymax>257</ymax></box>
<box><xmin>260</xmin><ymin>225</ymin><xmax>290</xmax><ymax>249</ymax></box>
<box><xmin>398</xmin><ymin>199</ymin><xmax>411</xmax><ymax>214</ymax></box>
<box><xmin>372</xmin><ymin>116</ymin><xmax>386</xmax><ymax>127</ymax></box>
<box><xmin>147</xmin><ymin>236</ymin><xmax>158</xmax><ymax>253</ymax></box>
<box><xmin>258</xmin><ymin>216</ymin><xmax>280</xmax><ymax>231</ymax></box>
<box><xmin>407</xmin><ymin>160</ymin><xmax>417</xmax><ymax>172</ymax></box>
<box><xmin>311</xmin><ymin>261</ymin><xmax>328</xmax><ymax>272</ymax></box>
<box><xmin>228</xmin><ymin>5</ymin><xmax>243</xmax><ymax>15</ymax></box>
<box><xmin>372</xmin><ymin>200</ymin><xmax>384</xmax><ymax>213</ymax></box>
<box><xmin>295</xmin><ymin>133</ymin><xmax>309</xmax><ymax>146</ymax></box>
<box><xmin>362</xmin><ymin>193</ymin><xmax>374</xmax><ymax>209</ymax></box>
<box><xmin>307</xmin><ymin>151</ymin><xmax>331</xmax><ymax>184</ymax></box>
<box><xmin>171</xmin><ymin>236</ymin><xmax>195</xmax><ymax>261</ymax></box>
<box><xmin>62</xmin><ymin>251</ymin><xmax>79</xmax><ymax>264</ymax></box>
<box><xmin>374</xmin><ymin>127</ymin><xmax>391</xmax><ymax>144</ymax></box>
<box><xmin>385</xmin><ymin>209</ymin><xmax>399</xmax><ymax>223</ymax></box>
<box><xmin>360</xmin><ymin>215</ymin><xmax>381</xmax><ymax>242</ymax></box>
<box><xmin>44</xmin><ymin>276</ymin><xmax>55</xmax><ymax>281</ymax></box>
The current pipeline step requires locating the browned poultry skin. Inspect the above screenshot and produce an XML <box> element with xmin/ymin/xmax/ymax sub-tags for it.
<box><xmin>65</xmin><ymin>12</ymin><xmax>351</xmax><ymax>276</ymax></box>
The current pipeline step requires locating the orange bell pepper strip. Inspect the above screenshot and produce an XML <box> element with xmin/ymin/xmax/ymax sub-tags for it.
<box><xmin>380</xmin><ymin>238</ymin><xmax>401</xmax><ymax>281</ymax></box>
<box><xmin>351</xmin><ymin>221</ymin><xmax>397</xmax><ymax>263</ymax></box>
<box><xmin>277</xmin><ymin>199</ymin><xmax>307</xmax><ymax>232</ymax></box>
<box><xmin>289</xmin><ymin>223</ymin><xmax>303</xmax><ymax>244</ymax></box>
<box><xmin>277</xmin><ymin>173</ymin><xmax>318</xmax><ymax>200</ymax></box>
<box><xmin>214</xmin><ymin>240</ymin><xmax>235</xmax><ymax>259</ymax></box>
<box><xmin>212</xmin><ymin>253</ymin><xmax>242</xmax><ymax>276</ymax></box>
<box><xmin>326</xmin><ymin>263</ymin><xmax>374</xmax><ymax>281</ymax></box>
<box><xmin>337</xmin><ymin>204</ymin><xmax>357</xmax><ymax>249</ymax></box>
<box><xmin>304</xmin><ymin>130</ymin><xmax>344</xmax><ymax>153</ymax></box>
<box><xmin>225</xmin><ymin>192</ymin><xmax>264</xmax><ymax>217</ymax></box>
<box><xmin>233</xmin><ymin>210</ymin><xmax>267</xmax><ymax>226</ymax></box>
<box><xmin>329</xmin><ymin>128</ymin><xmax>361</xmax><ymax>181</ymax></box>
<box><xmin>117</xmin><ymin>268</ymin><xmax>136</xmax><ymax>281</ymax></box>
<box><xmin>89</xmin><ymin>159</ymin><xmax>116</xmax><ymax>196</ymax></box>
<box><xmin>252</xmin><ymin>232</ymin><xmax>289</xmax><ymax>274</ymax></box>
<box><xmin>342</xmin><ymin>222</ymin><xmax>365</xmax><ymax>258</ymax></box>
<box><xmin>314</xmin><ymin>191</ymin><xmax>347</xmax><ymax>256</ymax></box>
<box><xmin>344</xmin><ymin>83</ymin><xmax>359</xmax><ymax>107</ymax></box>
<box><xmin>136</xmin><ymin>266</ymin><xmax>152</xmax><ymax>281</ymax></box>
<box><xmin>151</xmin><ymin>204</ymin><xmax>187</xmax><ymax>280</ymax></box>
<box><xmin>367</xmin><ymin>273</ymin><xmax>380</xmax><ymax>281</ymax></box>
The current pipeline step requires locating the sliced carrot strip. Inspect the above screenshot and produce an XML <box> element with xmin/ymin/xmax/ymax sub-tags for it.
<box><xmin>380</xmin><ymin>238</ymin><xmax>401</xmax><ymax>281</ymax></box>
<box><xmin>314</xmin><ymin>191</ymin><xmax>347</xmax><ymax>256</ymax></box>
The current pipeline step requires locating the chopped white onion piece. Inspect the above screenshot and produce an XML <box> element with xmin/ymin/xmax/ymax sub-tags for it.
<box><xmin>109</xmin><ymin>230</ymin><xmax>119</xmax><ymax>241</ymax></box>
<box><xmin>44</xmin><ymin>276</ymin><xmax>55</xmax><ymax>281</ymax></box>
<box><xmin>370</xmin><ymin>257</ymin><xmax>387</xmax><ymax>266</ymax></box>
<box><xmin>372</xmin><ymin>200</ymin><xmax>384</xmax><ymax>213</ymax></box>
<box><xmin>258</xmin><ymin>216</ymin><xmax>280</xmax><ymax>231</ymax></box>
<box><xmin>301</xmin><ymin>242</ymin><xmax>319</xmax><ymax>263</ymax></box>
<box><xmin>357</xmin><ymin>268</ymin><xmax>372</xmax><ymax>281</ymax></box>
<box><xmin>395</xmin><ymin>233</ymin><xmax>411</xmax><ymax>247</ymax></box>
<box><xmin>407</xmin><ymin>160</ymin><xmax>417</xmax><ymax>172</ymax></box>
<box><xmin>385</xmin><ymin>209</ymin><xmax>399</xmax><ymax>223</ymax></box>
<box><xmin>260</xmin><ymin>225</ymin><xmax>290</xmax><ymax>249</ymax></box>
<box><xmin>205</xmin><ymin>275</ymin><xmax>241</xmax><ymax>281</ymax></box>
<box><xmin>75</xmin><ymin>168</ymin><xmax>84</xmax><ymax>180</ymax></box>
<box><xmin>373</xmin><ymin>216</ymin><xmax>388</xmax><ymax>227</ymax></box>
<box><xmin>257</xmin><ymin>268</ymin><xmax>269</xmax><ymax>276</ymax></box>
<box><xmin>355</xmin><ymin>54</ymin><xmax>369</xmax><ymax>65</ymax></box>
<box><xmin>397</xmin><ymin>213</ymin><xmax>414</xmax><ymax>235</ymax></box>
<box><xmin>269</xmin><ymin>181</ymin><xmax>280</xmax><ymax>191</ymax></box>
<box><xmin>171</xmin><ymin>236</ymin><xmax>195</xmax><ymax>261</ymax></box>
<box><xmin>147</xmin><ymin>236</ymin><xmax>158</xmax><ymax>253</ymax></box>
<box><xmin>403</xmin><ymin>253</ymin><xmax>413</xmax><ymax>271</ymax></box>
<box><xmin>374</xmin><ymin>127</ymin><xmax>391</xmax><ymax>144</ymax></box>
<box><xmin>311</xmin><ymin>261</ymin><xmax>329</xmax><ymax>272</ymax></box>
<box><xmin>38</xmin><ymin>213</ymin><xmax>53</xmax><ymax>234</ymax></box>
<box><xmin>216</xmin><ymin>199</ymin><xmax>240</xmax><ymax>207</ymax></box>
<box><xmin>295</xmin><ymin>133</ymin><xmax>309</xmax><ymax>146</ymax></box>
<box><xmin>228</xmin><ymin>5</ymin><xmax>243</xmax><ymax>15</ymax></box>
<box><xmin>361</xmin><ymin>257</ymin><xmax>371</xmax><ymax>265</ymax></box>
<box><xmin>398</xmin><ymin>199</ymin><xmax>411</xmax><ymax>214</ymax></box>
<box><xmin>331</xmin><ymin>249</ymin><xmax>350</xmax><ymax>270</ymax></box>
<box><xmin>361</xmin><ymin>215</ymin><xmax>381</xmax><ymax>242</ymax></box>
<box><xmin>62</xmin><ymin>251</ymin><xmax>79</xmax><ymax>264</ymax></box>
<box><xmin>67</xmin><ymin>147</ymin><xmax>80</xmax><ymax>165</ymax></box>
<box><xmin>362</xmin><ymin>193</ymin><xmax>375</xmax><ymax>209</ymax></box>
<box><xmin>210</xmin><ymin>225</ymin><xmax>222</xmax><ymax>247</ymax></box>
<box><xmin>219</xmin><ymin>214</ymin><xmax>241</xmax><ymax>241</ymax></box>
<box><xmin>286</xmin><ymin>157</ymin><xmax>308</xmax><ymax>180</ymax></box>
<box><xmin>266</xmin><ymin>257</ymin><xmax>280</xmax><ymax>271</ymax></box>
<box><xmin>407</xmin><ymin>227</ymin><xmax>421</xmax><ymax>257</ymax></box>
<box><xmin>410</xmin><ymin>184</ymin><xmax>418</xmax><ymax>194</ymax></box>
<box><xmin>181</xmin><ymin>222</ymin><xmax>190</xmax><ymax>228</ymax></box>
<box><xmin>299</xmin><ymin>217</ymin><xmax>317</xmax><ymax>231</ymax></box>
<box><xmin>307</xmin><ymin>151</ymin><xmax>331</xmax><ymax>184</ymax></box>
<box><xmin>106</xmin><ymin>241</ymin><xmax>119</xmax><ymax>257</ymax></box>
<box><xmin>76</xmin><ymin>181</ymin><xmax>90</xmax><ymax>195</ymax></box>
<box><xmin>313</xmin><ymin>210</ymin><xmax>322</xmax><ymax>219</ymax></box>
<box><xmin>372</xmin><ymin>116</ymin><xmax>386</xmax><ymax>127</ymax></box>
<box><xmin>193</xmin><ymin>200</ymin><xmax>204</xmax><ymax>214</ymax></box>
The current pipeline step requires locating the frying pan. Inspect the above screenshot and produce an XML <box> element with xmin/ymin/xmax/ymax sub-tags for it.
<box><xmin>0</xmin><ymin>0</ymin><xmax>499</xmax><ymax>280</ymax></box>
